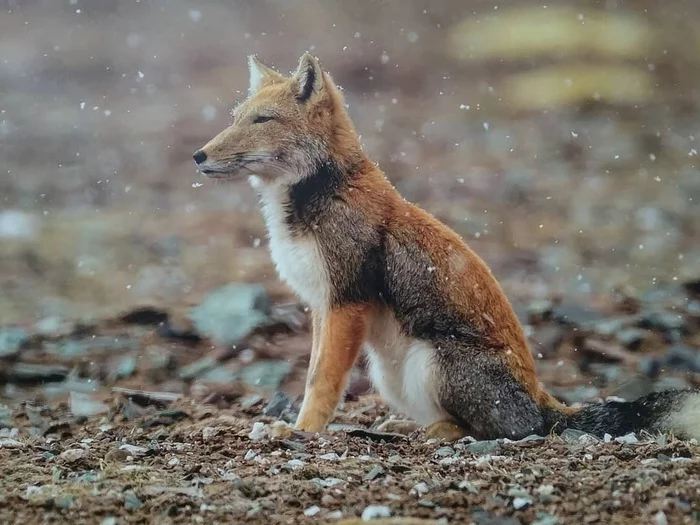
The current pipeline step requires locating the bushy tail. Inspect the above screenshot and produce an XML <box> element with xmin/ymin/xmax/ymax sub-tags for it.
<box><xmin>548</xmin><ymin>389</ymin><xmax>700</xmax><ymax>440</ymax></box>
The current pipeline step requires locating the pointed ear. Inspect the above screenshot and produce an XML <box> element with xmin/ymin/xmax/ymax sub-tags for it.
<box><xmin>293</xmin><ymin>52</ymin><xmax>324</xmax><ymax>103</ymax></box>
<box><xmin>247</xmin><ymin>55</ymin><xmax>284</xmax><ymax>96</ymax></box>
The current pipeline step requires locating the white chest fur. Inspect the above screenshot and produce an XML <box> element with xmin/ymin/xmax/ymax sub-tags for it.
<box><xmin>251</xmin><ymin>177</ymin><xmax>330</xmax><ymax>311</ymax></box>
<box><xmin>364</xmin><ymin>309</ymin><xmax>447</xmax><ymax>426</ymax></box>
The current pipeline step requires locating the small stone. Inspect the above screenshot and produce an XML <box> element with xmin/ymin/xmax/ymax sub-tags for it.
<box><xmin>434</xmin><ymin>446</ymin><xmax>455</xmax><ymax>457</ymax></box>
<box><xmin>119</xmin><ymin>444</ymin><xmax>149</xmax><ymax>457</ymax></box>
<box><xmin>663</xmin><ymin>344</ymin><xmax>700</xmax><ymax>373</ymax></box>
<box><xmin>614</xmin><ymin>433</ymin><xmax>638</xmax><ymax>444</ymax></box>
<box><xmin>263</xmin><ymin>391</ymin><xmax>291</xmax><ymax>417</ymax></box>
<box><xmin>467</xmin><ymin>440</ymin><xmax>500</xmax><ymax>455</ymax></box>
<box><xmin>0</xmin><ymin>438</ymin><xmax>24</xmax><ymax>448</ymax></box>
<box><xmin>287</xmin><ymin>459</ymin><xmax>305</xmax><ymax>470</ymax></box>
<box><xmin>237</xmin><ymin>360</ymin><xmax>293</xmax><ymax>390</ymax></box>
<box><xmin>70</xmin><ymin>392</ymin><xmax>109</xmax><ymax>417</ymax></box>
<box><xmin>248</xmin><ymin>422</ymin><xmax>267</xmax><ymax>441</ymax></box>
<box><xmin>101</xmin><ymin>517</ymin><xmax>118</xmax><ymax>525</ymax></box>
<box><xmin>364</xmin><ymin>465</ymin><xmax>384</xmax><ymax>481</ymax></box>
<box><xmin>189</xmin><ymin>283</ymin><xmax>271</xmax><ymax>346</ymax></box>
<box><xmin>59</xmin><ymin>448</ymin><xmax>86</xmax><ymax>463</ymax></box>
<box><xmin>0</xmin><ymin>329</ymin><xmax>28</xmax><ymax>358</ymax></box>
<box><xmin>202</xmin><ymin>427</ymin><xmax>218</xmax><ymax>442</ymax></box>
<box><xmin>167</xmin><ymin>457</ymin><xmax>180</xmax><ymax>467</ymax></box>
<box><xmin>653</xmin><ymin>510</ymin><xmax>668</xmax><ymax>525</ymax></box>
<box><xmin>560</xmin><ymin>428</ymin><xmax>597</xmax><ymax>444</ymax></box>
<box><xmin>123</xmin><ymin>490</ymin><xmax>142</xmax><ymax>510</ymax></box>
<box><xmin>615</xmin><ymin>328</ymin><xmax>647</xmax><ymax>350</ymax></box>
<box><xmin>55</xmin><ymin>495</ymin><xmax>75</xmax><ymax>509</ymax></box>
<box><xmin>304</xmin><ymin>505</ymin><xmax>321</xmax><ymax>517</ymax></box>
<box><xmin>319</xmin><ymin>452</ymin><xmax>341</xmax><ymax>461</ymax></box>
<box><xmin>114</xmin><ymin>355</ymin><xmax>138</xmax><ymax>380</ymax></box>
<box><xmin>361</xmin><ymin>504</ymin><xmax>392</xmax><ymax>520</ymax></box>
<box><xmin>512</xmin><ymin>497</ymin><xmax>532</xmax><ymax>510</ymax></box>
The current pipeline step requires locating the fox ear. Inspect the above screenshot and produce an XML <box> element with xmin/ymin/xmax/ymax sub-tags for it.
<box><xmin>247</xmin><ymin>55</ymin><xmax>284</xmax><ymax>96</ymax></box>
<box><xmin>293</xmin><ymin>52</ymin><xmax>323</xmax><ymax>103</ymax></box>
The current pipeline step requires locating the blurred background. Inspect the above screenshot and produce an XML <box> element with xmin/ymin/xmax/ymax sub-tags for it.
<box><xmin>0</xmin><ymin>1</ymin><xmax>699</xmax><ymax>408</ymax></box>
<box><xmin>2</xmin><ymin>0</ymin><xmax>700</xmax><ymax>322</ymax></box>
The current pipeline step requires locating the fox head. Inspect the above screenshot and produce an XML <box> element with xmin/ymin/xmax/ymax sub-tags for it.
<box><xmin>193</xmin><ymin>53</ymin><xmax>359</xmax><ymax>184</ymax></box>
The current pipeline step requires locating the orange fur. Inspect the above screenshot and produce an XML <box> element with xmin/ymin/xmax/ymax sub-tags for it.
<box><xmin>295</xmin><ymin>305</ymin><xmax>368</xmax><ymax>432</ymax></box>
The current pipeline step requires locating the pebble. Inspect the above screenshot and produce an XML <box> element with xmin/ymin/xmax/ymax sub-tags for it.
<box><xmin>319</xmin><ymin>452</ymin><xmax>341</xmax><ymax>461</ymax></box>
<box><xmin>653</xmin><ymin>510</ymin><xmax>668</xmax><ymax>525</ymax></box>
<box><xmin>167</xmin><ymin>457</ymin><xmax>180</xmax><ymax>467</ymax></box>
<box><xmin>0</xmin><ymin>438</ymin><xmax>24</xmax><ymax>448</ymax></box>
<box><xmin>59</xmin><ymin>448</ymin><xmax>86</xmax><ymax>462</ymax></box>
<box><xmin>123</xmin><ymin>490</ymin><xmax>143</xmax><ymax>510</ymax></box>
<box><xmin>263</xmin><ymin>391</ymin><xmax>291</xmax><ymax>418</ymax></box>
<box><xmin>361</xmin><ymin>504</ymin><xmax>392</xmax><ymax>520</ymax></box>
<box><xmin>304</xmin><ymin>505</ymin><xmax>321</xmax><ymax>517</ymax></box>
<box><xmin>614</xmin><ymin>433</ymin><xmax>638</xmax><ymax>445</ymax></box>
<box><xmin>248</xmin><ymin>422</ymin><xmax>267</xmax><ymax>441</ymax></box>
<box><xmin>466</xmin><ymin>440</ymin><xmax>500</xmax><ymax>455</ymax></box>
<box><xmin>202</xmin><ymin>426</ymin><xmax>218</xmax><ymax>442</ymax></box>
<box><xmin>286</xmin><ymin>459</ymin><xmax>305</xmax><ymax>470</ymax></box>
<box><xmin>512</xmin><ymin>496</ymin><xmax>533</xmax><ymax>510</ymax></box>
<box><xmin>119</xmin><ymin>444</ymin><xmax>149</xmax><ymax>457</ymax></box>
<box><xmin>0</xmin><ymin>329</ymin><xmax>28</xmax><ymax>358</ymax></box>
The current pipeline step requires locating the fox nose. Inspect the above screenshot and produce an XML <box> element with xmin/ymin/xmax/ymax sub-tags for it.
<box><xmin>193</xmin><ymin>150</ymin><xmax>207</xmax><ymax>164</ymax></box>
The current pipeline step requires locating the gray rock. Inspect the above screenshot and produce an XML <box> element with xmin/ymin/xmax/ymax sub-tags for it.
<box><xmin>361</xmin><ymin>504</ymin><xmax>391</xmax><ymax>520</ymax></box>
<box><xmin>662</xmin><ymin>344</ymin><xmax>700</xmax><ymax>373</ymax></box>
<box><xmin>434</xmin><ymin>446</ymin><xmax>455</xmax><ymax>457</ymax></box>
<box><xmin>123</xmin><ymin>490</ymin><xmax>142</xmax><ymax>510</ymax></box>
<box><xmin>552</xmin><ymin>303</ymin><xmax>604</xmax><ymax>327</ymax></box>
<box><xmin>70</xmin><ymin>392</ymin><xmax>109</xmax><ymax>417</ymax></box>
<box><xmin>615</xmin><ymin>328</ymin><xmax>648</xmax><ymax>350</ymax></box>
<box><xmin>560</xmin><ymin>428</ymin><xmax>598</xmax><ymax>444</ymax></box>
<box><xmin>236</xmin><ymin>360</ymin><xmax>292</xmax><ymax>390</ymax></box>
<box><xmin>0</xmin><ymin>329</ymin><xmax>28</xmax><ymax>358</ymax></box>
<box><xmin>200</xmin><ymin>366</ymin><xmax>237</xmax><ymax>384</ymax></box>
<box><xmin>178</xmin><ymin>356</ymin><xmax>217</xmax><ymax>380</ymax></box>
<box><xmin>467</xmin><ymin>440</ymin><xmax>500</xmax><ymax>455</ymax></box>
<box><xmin>639</xmin><ymin>310</ymin><xmax>686</xmax><ymax>340</ymax></box>
<box><xmin>189</xmin><ymin>283</ymin><xmax>271</xmax><ymax>347</ymax></box>
<box><xmin>44</xmin><ymin>340</ymin><xmax>89</xmax><ymax>360</ymax></box>
<box><xmin>114</xmin><ymin>355</ymin><xmax>137</xmax><ymax>380</ymax></box>
<box><xmin>263</xmin><ymin>391</ymin><xmax>291</xmax><ymax>418</ymax></box>
<box><xmin>9</xmin><ymin>363</ymin><xmax>69</xmax><ymax>384</ymax></box>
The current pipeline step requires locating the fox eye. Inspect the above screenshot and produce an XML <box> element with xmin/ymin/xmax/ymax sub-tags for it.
<box><xmin>253</xmin><ymin>115</ymin><xmax>274</xmax><ymax>124</ymax></box>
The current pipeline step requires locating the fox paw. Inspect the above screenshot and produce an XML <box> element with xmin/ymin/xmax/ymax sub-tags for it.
<box><xmin>376</xmin><ymin>419</ymin><xmax>420</xmax><ymax>435</ymax></box>
<box><xmin>269</xmin><ymin>420</ymin><xmax>294</xmax><ymax>439</ymax></box>
<box><xmin>425</xmin><ymin>420</ymin><xmax>467</xmax><ymax>442</ymax></box>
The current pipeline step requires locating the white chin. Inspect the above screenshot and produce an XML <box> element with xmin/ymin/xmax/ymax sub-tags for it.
<box><xmin>248</xmin><ymin>175</ymin><xmax>264</xmax><ymax>188</ymax></box>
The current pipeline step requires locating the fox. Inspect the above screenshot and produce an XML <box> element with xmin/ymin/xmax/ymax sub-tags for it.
<box><xmin>192</xmin><ymin>52</ymin><xmax>700</xmax><ymax>442</ymax></box>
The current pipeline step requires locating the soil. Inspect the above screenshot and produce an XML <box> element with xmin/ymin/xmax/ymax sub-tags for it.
<box><xmin>2</xmin><ymin>391</ymin><xmax>699</xmax><ymax>525</ymax></box>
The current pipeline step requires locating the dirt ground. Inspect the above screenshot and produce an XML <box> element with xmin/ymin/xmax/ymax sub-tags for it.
<box><xmin>2</xmin><ymin>391</ymin><xmax>699</xmax><ymax>525</ymax></box>
<box><xmin>2</xmin><ymin>278</ymin><xmax>700</xmax><ymax>524</ymax></box>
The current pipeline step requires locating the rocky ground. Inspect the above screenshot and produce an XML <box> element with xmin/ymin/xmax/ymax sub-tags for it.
<box><xmin>1</xmin><ymin>278</ymin><xmax>700</xmax><ymax>524</ymax></box>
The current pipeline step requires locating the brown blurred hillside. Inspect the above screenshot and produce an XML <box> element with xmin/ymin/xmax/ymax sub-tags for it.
<box><xmin>1</xmin><ymin>0</ymin><xmax>700</xmax><ymax>323</ymax></box>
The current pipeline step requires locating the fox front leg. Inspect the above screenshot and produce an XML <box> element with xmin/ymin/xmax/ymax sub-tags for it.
<box><xmin>294</xmin><ymin>305</ymin><xmax>367</xmax><ymax>433</ymax></box>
